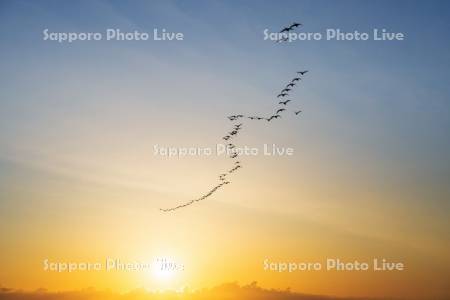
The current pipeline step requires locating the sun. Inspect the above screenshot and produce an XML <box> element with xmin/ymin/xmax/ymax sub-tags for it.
<box><xmin>151</xmin><ymin>258</ymin><xmax>175</xmax><ymax>282</ymax></box>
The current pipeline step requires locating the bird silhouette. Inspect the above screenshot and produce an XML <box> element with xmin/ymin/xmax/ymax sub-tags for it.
<box><xmin>289</xmin><ymin>22</ymin><xmax>302</xmax><ymax>29</ymax></box>
<box><xmin>297</xmin><ymin>70</ymin><xmax>308</xmax><ymax>75</ymax></box>
<box><xmin>281</xmin><ymin>88</ymin><xmax>291</xmax><ymax>93</ymax></box>
<box><xmin>291</xmin><ymin>77</ymin><xmax>301</xmax><ymax>82</ymax></box>
<box><xmin>228</xmin><ymin>115</ymin><xmax>245</xmax><ymax>121</ymax></box>
<box><xmin>276</xmin><ymin>36</ymin><xmax>289</xmax><ymax>43</ymax></box>
<box><xmin>294</xmin><ymin>110</ymin><xmax>302</xmax><ymax>115</ymax></box>
<box><xmin>279</xmin><ymin>100</ymin><xmax>291</xmax><ymax>105</ymax></box>
<box><xmin>277</xmin><ymin>93</ymin><xmax>288</xmax><ymax>98</ymax></box>
<box><xmin>229</xmin><ymin>165</ymin><xmax>240</xmax><ymax>173</ymax></box>
<box><xmin>276</xmin><ymin>108</ymin><xmax>286</xmax><ymax>114</ymax></box>
<box><xmin>286</xmin><ymin>83</ymin><xmax>295</xmax><ymax>88</ymax></box>
<box><xmin>267</xmin><ymin>115</ymin><xmax>281</xmax><ymax>121</ymax></box>
<box><xmin>280</xmin><ymin>26</ymin><xmax>291</xmax><ymax>33</ymax></box>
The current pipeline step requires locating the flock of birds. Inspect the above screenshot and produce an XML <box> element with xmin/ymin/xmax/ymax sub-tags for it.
<box><xmin>160</xmin><ymin>22</ymin><xmax>307</xmax><ymax>212</ymax></box>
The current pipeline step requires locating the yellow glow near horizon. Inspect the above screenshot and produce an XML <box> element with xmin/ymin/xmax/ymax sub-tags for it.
<box><xmin>151</xmin><ymin>260</ymin><xmax>174</xmax><ymax>282</ymax></box>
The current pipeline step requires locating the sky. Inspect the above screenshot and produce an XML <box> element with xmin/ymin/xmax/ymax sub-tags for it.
<box><xmin>0</xmin><ymin>1</ymin><xmax>449</xmax><ymax>299</ymax></box>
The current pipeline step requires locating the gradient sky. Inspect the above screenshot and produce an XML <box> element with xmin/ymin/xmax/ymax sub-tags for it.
<box><xmin>0</xmin><ymin>1</ymin><xmax>449</xmax><ymax>299</ymax></box>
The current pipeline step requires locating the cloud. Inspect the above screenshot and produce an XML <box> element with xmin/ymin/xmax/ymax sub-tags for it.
<box><xmin>0</xmin><ymin>282</ymin><xmax>395</xmax><ymax>300</ymax></box>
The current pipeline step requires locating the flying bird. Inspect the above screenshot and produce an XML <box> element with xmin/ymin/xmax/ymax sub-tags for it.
<box><xmin>281</xmin><ymin>88</ymin><xmax>291</xmax><ymax>93</ymax></box>
<box><xmin>291</xmin><ymin>77</ymin><xmax>301</xmax><ymax>82</ymax></box>
<box><xmin>276</xmin><ymin>108</ymin><xmax>286</xmax><ymax>114</ymax></box>
<box><xmin>286</xmin><ymin>83</ymin><xmax>295</xmax><ymax>88</ymax></box>
<box><xmin>276</xmin><ymin>36</ymin><xmax>289</xmax><ymax>43</ymax></box>
<box><xmin>279</xmin><ymin>100</ymin><xmax>291</xmax><ymax>105</ymax></box>
<box><xmin>267</xmin><ymin>115</ymin><xmax>281</xmax><ymax>121</ymax></box>
<box><xmin>289</xmin><ymin>22</ymin><xmax>302</xmax><ymax>29</ymax></box>
<box><xmin>294</xmin><ymin>110</ymin><xmax>302</xmax><ymax>115</ymax></box>
<box><xmin>277</xmin><ymin>93</ymin><xmax>288</xmax><ymax>98</ymax></box>
<box><xmin>228</xmin><ymin>115</ymin><xmax>244</xmax><ymax>121</ymax></box>
<box><xmin>279</xmin><ymin>26</ymin><xmax>291</xmax><ymax>33</ymax></box>
<box><xmin>228</xmin><ymin>165</ymin><xmax>242</xmax><ymax>173</ymax></box>
<box><xmin>297</xmin><ymin>70</ymin><xmax>308</xmax><ymax>75</ymax></box>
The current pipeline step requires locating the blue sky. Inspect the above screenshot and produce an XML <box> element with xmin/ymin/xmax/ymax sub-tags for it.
<box><xmin>2</xmin><ymin>0</ymin><xmax>449</xmax><ymax>190</ymax></box>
